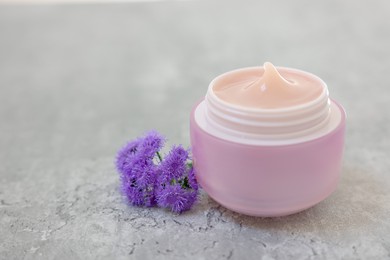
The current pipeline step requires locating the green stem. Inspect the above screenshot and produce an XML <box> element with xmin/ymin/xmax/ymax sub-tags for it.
<box><xmin>156</xmin><ymin>151</ymin><xmax>163</xmax><ymax>162</ymax></box>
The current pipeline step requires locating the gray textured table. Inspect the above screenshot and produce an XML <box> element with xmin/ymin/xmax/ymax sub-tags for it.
<box><xmin>1</xmin><ymin>1</ymin><xmax>390</xmax><ymax>259</ymax></box>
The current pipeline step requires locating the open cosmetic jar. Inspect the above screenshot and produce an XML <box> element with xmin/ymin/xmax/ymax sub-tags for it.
<box><xmin>190</xmin><ymin>62</ymin><xmax>346</xmax><ymax>217</ymax></box>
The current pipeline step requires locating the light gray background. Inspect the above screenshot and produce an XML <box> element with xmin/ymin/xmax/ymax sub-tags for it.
<box><xmin>1</xmin><ymin>0</ymin><xmax>390</xmax><ymax>259</ymax></box>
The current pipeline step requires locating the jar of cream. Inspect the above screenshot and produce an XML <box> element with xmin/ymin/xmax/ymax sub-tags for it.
<box><xmin>190</xmin><ymin>62</ymin><xmax>346</xmax><ymax>217</ymax></box>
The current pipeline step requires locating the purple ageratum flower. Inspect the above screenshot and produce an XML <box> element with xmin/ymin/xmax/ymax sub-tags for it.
<box><xmin>121</xmin><ymin>181</ymin><xmax>144</xmax><ymax>206</ymax></box>
<box><xmin>158</xmin><ymin>145</ymin><xmax>189</xmax><ymax>184</ymax></box>
<box><xmin>115</xmin><ymin>130</ymin><xmax>199</xmax><ymax>213</ymax></box>
<box><xmin>187</xmin><ymin>165</ymin><xmax>198</xmax><ymax>191</ymax></box>
<box><xmin>156</xmin><ymin>145</ymin><xmax>199</xmax><ymax>213</ymax></box>
<box><xmin>157</xmin><ymin>184</ymin><xmax>197</xmax><ymax>214</ymax></box>
<box><xmin>116</xmin><ymin>130</ymin><xmax>164</xmax><ymax>207</ymax></box>
<box><xmin>116</xmin><ymin>130</ymin><xmax>164</xmax><ymax>173</ymax></box>
<box><xmin>138</xmin><ymin>130</ymin><xmax>165</xmax><ymax>159</ymax></box>
<box><xmin>115</xmin><ymin>138</ymin><xmax>141</xmax><ymax>175</ymax></box>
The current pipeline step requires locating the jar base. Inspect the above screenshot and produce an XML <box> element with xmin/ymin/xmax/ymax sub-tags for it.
<box><xmin>190</xmin><ymin>99</ymin><xmax>346</xmax><ymax>218</ymax></box>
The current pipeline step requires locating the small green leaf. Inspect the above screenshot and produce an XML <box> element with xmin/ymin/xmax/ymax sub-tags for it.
<box><xmin>179</xmin><ymin>177</ymin><xmax>190</xmax><ymax>189</ymax></box>
<box><xmin>186</xmin><ymin>161</ymin><xmax>193</xmax><ymax>169</ymax></box>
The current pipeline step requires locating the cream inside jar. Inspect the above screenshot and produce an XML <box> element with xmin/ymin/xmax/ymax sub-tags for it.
<box><xmin>213</xmin><ymin>62</ymin><xmax>323</xmax><ymax>109</ymax></box>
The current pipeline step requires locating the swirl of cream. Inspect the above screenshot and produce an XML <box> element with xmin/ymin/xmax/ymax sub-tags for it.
<box><xmin>213</xmin><ymin>62</ymin><xmax>324</xmax><ymax>109</ymax></box>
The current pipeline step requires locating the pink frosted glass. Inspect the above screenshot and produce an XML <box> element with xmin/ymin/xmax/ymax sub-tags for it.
<box><xmin>190</xmin><ymin>99</ymin><xmax>346</xmax><ymax>217</ymax></box>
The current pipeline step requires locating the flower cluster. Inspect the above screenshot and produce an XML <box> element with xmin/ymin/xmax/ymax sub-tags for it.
<box><xmin>116</xmin><ymin>130</ymin><xmax>198</xmax><ymax>213</ymax></box>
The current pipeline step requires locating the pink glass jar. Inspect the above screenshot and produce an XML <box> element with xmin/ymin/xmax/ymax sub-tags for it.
<box><xmin>190</xmin><ymin>66</ymin><xmax>346</xmax><ymax>217</ymax></box>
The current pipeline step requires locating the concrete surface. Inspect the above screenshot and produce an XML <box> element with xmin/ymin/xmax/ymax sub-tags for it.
<box><xmin>0</xmin><ymin>0</ymin><xmax>390</xmax><ymax>259</ymax></box>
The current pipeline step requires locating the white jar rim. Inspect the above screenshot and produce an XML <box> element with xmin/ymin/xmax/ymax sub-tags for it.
<box><xmin>196</xmin><ymin>66</ymin><xmax>343</xmax><ymax>146</ymax></box>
